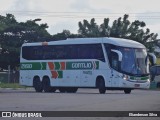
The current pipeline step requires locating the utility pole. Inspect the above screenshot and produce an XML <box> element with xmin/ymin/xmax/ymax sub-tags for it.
<box><xmin>8</xmin><ymin>65</ymin><xmax>11</xmax><ymax>83</ymax></box>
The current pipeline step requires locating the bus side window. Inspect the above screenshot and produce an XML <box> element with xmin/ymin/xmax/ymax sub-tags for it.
<box><xmin>78</xmin><ymin>45</ymin><xmax>89</xmax><ymax>59</ymax></box>
<box><xmin>66</xmin><ymin>45</ymin><xmax>78</xmax><ymax>59</ymax></box>
<box><xmin>22</xmin><ymin>46</ymin><xmax>30</xmax><ymax>60</ymax></box>
<box><xmin>96</xmin><ymin>45</ymin><xmax>105</xmax><ymax>62</ymax></box>
<box><xmin>77</xmin><ymin>44</ymin><xmax>105</xmax><ymax>61</ymax></box>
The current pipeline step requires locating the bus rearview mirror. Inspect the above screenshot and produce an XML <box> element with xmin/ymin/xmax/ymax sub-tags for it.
<box><xmin>111</xmin><ymin>49</ymin><xmax>122</xmax><ymax>61</ymax></box>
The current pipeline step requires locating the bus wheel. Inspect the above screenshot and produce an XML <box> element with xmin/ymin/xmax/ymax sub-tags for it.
<box><xmin>42</xmin><ymin>77</ymin><xmax>52</xmax><ymax>92</ymax></box>
<box><xmin>124</xmin><ymin>89</ymin><xmax>131</xmax><ymax>94</ymax></box>
<box><xmin>97</xmin><ymin>77</ymin><xmax>106</xmax><ymax>94</ymax></box>
<box><xmin>59</xmin><ymin>87</ymin><xmax>66</xmax><ymax>93</ymax></box>
<box><xmin>66</xmin><ymin>87</ymin><xmax>78</xmax><ymax>93</ymax></box>
<box><xmin>33</xmin><ymin>77</ymin><xmax>43</xmax><ymax>92</ymax></box>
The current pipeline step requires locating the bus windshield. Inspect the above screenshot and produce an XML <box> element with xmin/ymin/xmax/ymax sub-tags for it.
<box><xmin>120</xmin><ymin>47</ymin><xmax>149</xmax><ymax>76</ymax></box>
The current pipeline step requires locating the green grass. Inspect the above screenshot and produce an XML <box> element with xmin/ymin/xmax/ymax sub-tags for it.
<box><xmin>0</xmin><ymin>83</ymin><xmax>26</xmax><ymax>89</ymax></box>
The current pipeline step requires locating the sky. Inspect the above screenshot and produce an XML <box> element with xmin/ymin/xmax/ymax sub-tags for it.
<box><xmin>0</xmin><ymin>0</ymin><xmax>160</xmax><ymax>38</ymax></box>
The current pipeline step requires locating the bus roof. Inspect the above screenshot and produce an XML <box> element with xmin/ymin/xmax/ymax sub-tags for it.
<box><xmin>22</xmin><ymin>37</ymin><xmax>146</xmax><ymax>49</ymax></box>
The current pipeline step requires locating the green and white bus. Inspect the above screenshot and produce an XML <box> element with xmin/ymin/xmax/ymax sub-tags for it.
<box><xmin>20</xmin><ymin>37</ymin><xmax>152</xmax><ymax>94</ymax></box>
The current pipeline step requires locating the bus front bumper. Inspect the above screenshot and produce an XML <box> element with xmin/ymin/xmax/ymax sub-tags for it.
<box><xmin>121</xmin><ymin>79</ymin><xmax>150</xmax><ymax>89</ymax></box>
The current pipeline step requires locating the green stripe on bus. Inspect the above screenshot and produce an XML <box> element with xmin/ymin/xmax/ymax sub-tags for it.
<box><xmin>130</xmin><ymin>76</ymin><xmax>149</xmax><ymax>80</ymax></box>
<box><xmin>20</xmin><ymin>62</ymin><xmax>46</xmax><ymax>70</ymax></box>
<box><xmin>57</xmin><ymin>71</ymin><xmax>63</xmax><ymax>78</ymax></box>
<box><xmin>20</xmin><ymin>61</ymin><xmax>99</xmax><ymax>70</ymax></box>
<box><xmin>54</xmin><ymin>62</ymin><xmax>60</xmax><ymax>70</ymax></box>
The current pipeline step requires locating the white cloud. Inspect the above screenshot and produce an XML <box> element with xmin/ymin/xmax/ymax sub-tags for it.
<box><xmin>0</xmin><ymin>0</ymin><xmax>15</xmax><ymax>13</ymax></box>
<box><xmin>47</xmin><ymin>20</ymin><xmax>78</xmax><ymax>34</ymax></box>
<box><xmin>9</xmin><ymin>0</ymin><xmax>75</xmax><ymax>12</ymax></box>
<box><xmin>71</xmin><ymin>0</ymin><xmax>91</xmax><ymax>11</ymax></box>
<box><xmin>0</xmin><ymin>0</ymin><xmax>160</xmax><ymax>38</ymax></box>
<box><xmin>89</xmin><ymin>0</ymin><xmax>160</xmax><ymax>13</ymax></box>
<box><xmin>147</xmin><ymin>23</ymin><xmax>160</xmax><ymax>35</ymax></box>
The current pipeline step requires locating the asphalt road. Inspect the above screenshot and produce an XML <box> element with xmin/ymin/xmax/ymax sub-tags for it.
<box><xmin>0</xmin><ymin>88</ymin><xmax>160</xmax><ymax>120</ymax></box>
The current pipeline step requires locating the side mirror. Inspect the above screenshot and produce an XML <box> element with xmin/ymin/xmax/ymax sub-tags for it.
<box><xmin>111</xmin><ymin>49</ymin><xmax>122</xmax><ymax>61</ymax></box>
<box><xmin>111</xmin><ymin>49</ymin><xmax>122</xmax><ymax>71</ymax></box>
<box><xmin>148</xmin><ymin>53</ymin><xmax>157</xmax><ymax>66</ymax></box>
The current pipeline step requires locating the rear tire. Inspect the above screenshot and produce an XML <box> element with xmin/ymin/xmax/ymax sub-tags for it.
<box><xmin>124</xmin><ymin>89</ymin><xmax>131</xmax><ymax>94</ymax></box>
<box><xmin>33</xmin><ymin>77</ymin><xmax>43</xmax><ymax>92</ymax></box>
<box><xmin>42</xmin><ymin>77</ymin><xmax>53</xmax><ymax>93</ymax></box>
<box><xmin>97</xmin><ymin>77</ymin><xmax>106</xmax><ymax>94</ymax></box>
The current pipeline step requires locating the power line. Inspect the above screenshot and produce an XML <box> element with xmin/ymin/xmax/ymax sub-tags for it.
<box><xmin>1</xmin><ymin>10</ymin><xmax>160</xmax><ymax>19</ymax></box>
<box><xmin>1</xmin><ymin>10</ymin><xmax>160</xmax><ymax>14</ymax></box>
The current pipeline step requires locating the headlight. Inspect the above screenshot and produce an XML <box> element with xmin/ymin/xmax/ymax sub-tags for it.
<box><xmin>123</xmin><ymin>75</ymin><xmax>129</xmax><ymax>80</ymax></box>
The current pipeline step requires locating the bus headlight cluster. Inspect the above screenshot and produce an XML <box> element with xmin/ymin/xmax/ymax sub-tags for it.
<box><xmin>123</xmin><ymin>75</ymin><xmax>129</xmax><ymax>80</ymax></box>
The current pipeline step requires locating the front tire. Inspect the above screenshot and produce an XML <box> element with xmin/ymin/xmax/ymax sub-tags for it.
<box><xmin>97</xmin><ymin>77</ymin><xmax>106</xmax><ymax>94</ymax></box>
<box><xmin>42</xmin><ymin>77</ymin><xmax>53</xmax><ymax>92</ymax></box>
<box><xmin>33</xmin><ymin>77</ymin><xmax>43</xmax><ymax>92</ymax></box>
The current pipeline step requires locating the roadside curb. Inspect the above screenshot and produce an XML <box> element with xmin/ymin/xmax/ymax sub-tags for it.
<box><xmin>0</xmin><ymin>87</ymin><xmax>33</xmax><ymax>90</ymax></box>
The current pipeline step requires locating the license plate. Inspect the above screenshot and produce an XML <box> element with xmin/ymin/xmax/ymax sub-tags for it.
<box><xmin>135</xmin><ymin>84</ymin><xmax>140</xmax><ymax>87</ymax></box>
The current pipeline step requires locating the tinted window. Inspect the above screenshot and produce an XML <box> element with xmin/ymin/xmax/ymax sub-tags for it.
<box><xmin>66</xmin><ymin>45</ymin><xmax>78</xmax><ymax>59</ymax></box>
<box><xmin>22</xmin><ymin>44</ymin><xmax>105</xmax><ymax>61</ymax></box>
<box><xmin>105</xmin><ymin>44</ymin><xmax>117</xmax><ymax>66</ymax></box>
<box><xmin>22</xmin><ymin>46</ymin><xmax>56</xmax><ymax>60</ymax></box>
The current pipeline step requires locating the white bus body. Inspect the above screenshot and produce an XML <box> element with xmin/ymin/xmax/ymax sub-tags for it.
<box><xmin>20</xmin><ymin>37</ymin><xmax>150</xmax><ymax>94</ymax></box>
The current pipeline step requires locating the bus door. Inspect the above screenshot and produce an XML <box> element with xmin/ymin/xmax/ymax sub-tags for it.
<box><xmin>110</xmin><ymin>51</ymin><xmax>120</xmax><ymax>87</ymax></box>
<box><xmin>110</xmin><ymin>69</ymin><xmax>119</xmax><ymax>87</ymax></box>
<box><xmin>20</xmin><ymin>63</ymin><xmax>32</xmax><ymax>86</ymax></box>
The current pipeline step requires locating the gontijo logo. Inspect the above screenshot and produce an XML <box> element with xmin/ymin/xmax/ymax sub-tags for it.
<box><xmin>70</xmin><ymin>61</ymin><xmax>98</xmax><ymax>69</ymax></box>
<box><xmin>72</xmin><ymin>63</ymin><xmax>92</xmax><ymax>69</ymax></box>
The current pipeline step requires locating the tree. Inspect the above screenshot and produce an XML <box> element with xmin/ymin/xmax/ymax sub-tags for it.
<box><xmin>0</xmin><ymin>14</ymin><xmax>51</xmax><ymax>70</ymax></box>
<box><xmin>52</xmin><ymin>29</ymin><xmax>82</xmax><ymax>40</ymax></box>
<box><xmin>110</xmin><ymin>14</ymin><xmax>130</xmax><ymax>38</ymax></box>
<box><xmin>100</xmin><ymin>18</ymin><xmax>110</xmax><ymax>37</ymax></box>
<box><xmin>78</xmin><ymin>18</ymin><xmax>100</xmax><ymax>37</ymax></box>
<box><xmin>78</xmin><ymin>14</ymin><xmax>158</xmax><ymax>51</ymax></box>
<box><xmin>52</xmin><ymin>30</ymin><xmax>71</xmax><ymax>40</ymax></box>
